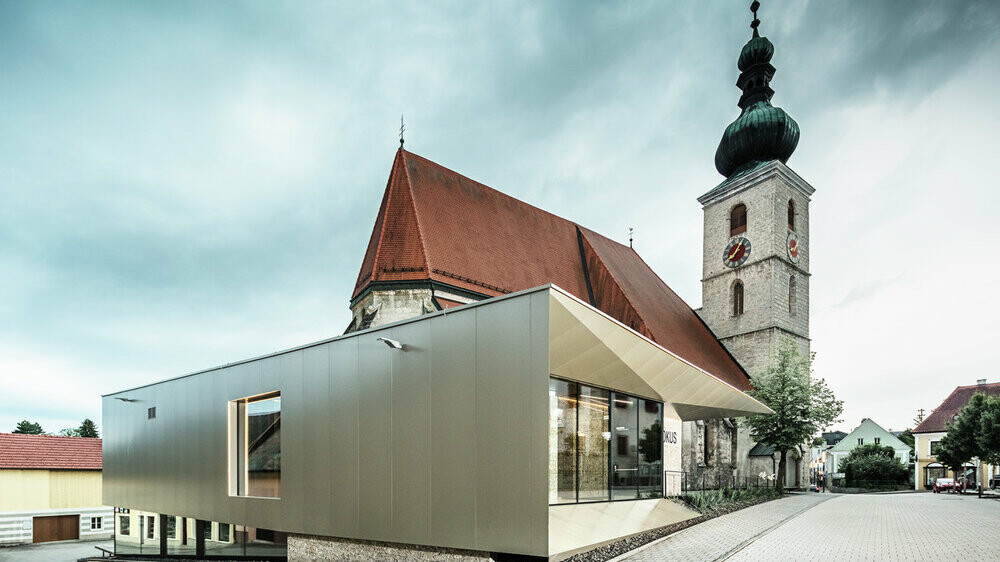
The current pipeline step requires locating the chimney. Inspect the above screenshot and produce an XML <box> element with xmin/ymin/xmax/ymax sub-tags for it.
<box><xmin>977</xmin><ymin>379</ymin><xmax>987</xmax><ymax>386</ymax></box>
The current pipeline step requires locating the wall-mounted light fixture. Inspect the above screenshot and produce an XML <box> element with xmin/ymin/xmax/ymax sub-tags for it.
<box><xmin>377</xmin><ymin>337</ymin><xmax>403</xmax><ymax>350</ymax></box>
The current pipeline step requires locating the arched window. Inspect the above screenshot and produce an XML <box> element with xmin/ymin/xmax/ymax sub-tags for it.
<box><xmin>730</xmin><ymin>204</ymin><xmax>747</xmax><ymax>236</ymax></box>
<box><xmin>788</xmin><ymin>275</ymin><xmax>797</xmax><ymax>316</ymax></box>
<box><xmin>787</xmin><ymin>199</ymin><xmax>795</xmax><ymax>231</ymax></box>
<box><xmin>733</xmin><ymin>280</ymin><xmax>744</xmax><ymax>316</ymax></box>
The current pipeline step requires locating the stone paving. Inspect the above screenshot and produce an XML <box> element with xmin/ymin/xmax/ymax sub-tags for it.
<box><xmin>620</xmin><ymin>492</ymin><xmax>1000</xmax><ymax>562</ymax></box>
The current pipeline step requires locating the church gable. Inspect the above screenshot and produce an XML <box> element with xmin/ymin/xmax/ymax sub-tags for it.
<box><xmin>351</xmin><ymin>148</ymin><xmax>751</xmax><ymax>391</ymax></box>
<box><xmin>352</xmin><ymin>149</ymin><xmax>430</xmax><ymax>299</ymax></box>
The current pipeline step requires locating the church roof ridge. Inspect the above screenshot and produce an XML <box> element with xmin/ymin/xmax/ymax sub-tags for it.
<box><xmin>353</xmin><ymin>148</ymin><xmax>753</xmax><ymax>390</ymax></box>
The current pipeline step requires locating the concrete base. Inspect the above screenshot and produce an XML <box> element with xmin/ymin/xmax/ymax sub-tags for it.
<box><xmin>287</xmin><ymin>534</ymin><xmax>495</xmax><ymax>562</ymax></box>
<box><xmin>547</xmin><ymin>498</ymin><xmax>699</xmax><ymax>559</ymax></box>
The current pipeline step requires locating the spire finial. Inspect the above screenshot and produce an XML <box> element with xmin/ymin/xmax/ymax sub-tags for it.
<box><xmin>399</xmin><ymin>114</ymin><xmax>405</xmax><ymax>148</ymax></box>
<box><xmin>750</xmin><ymin>1</ymin><xmax>761</xmax><ymax>38</ymax></box>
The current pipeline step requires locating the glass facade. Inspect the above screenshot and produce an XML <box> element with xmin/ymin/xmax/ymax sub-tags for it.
<box><xmin>114</xmin><ymin>512</ymin><xmax>287</xmax><ymax>559</ymax></box>
<box><xmin>549</xmin><ymin>377</ymin><xmax>663</xmax><ymax>504</ymax></box>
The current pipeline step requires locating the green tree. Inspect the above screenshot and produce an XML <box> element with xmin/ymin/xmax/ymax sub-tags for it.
<box><xmin>744</xmin><ymin>338</ymin><xmax>843</xmax><ymax>488</ymax></box>
<box><xmin>977</xmin><ymin>395</ymin><xmax>1000</xmax><ymax>466</ymax></box>
<box><xmin>639</xmin><ymin>421</ymin><xmax>662</xmax><ymax>463</ymax></box>
<box><xmin>12</xmin><ymin>420</ymin><xmax>44</xmax><ymax>434</ymax></box>
<box><xmin>58</xmin><ymin>427</ymin><xmax>82</xmax><ymax>437</ymax></box>
<box><xmin>839</xmin><ymin>443</ymin><xmax>908</xmax><ymax>486</ymax></box>
<box><xmin>896</xmin><ymin>429</ymin><xmax>914</xmax><ymax>450</ymax></box>
<box><xmin>937</xmin><ymin>393</ymin><xmax>994</xmax><ymax>474</ymax></box>
<box><xmin>77</xmin><ymin>418</ymin><xmax>99</xmax><ymax>438</ymax></box>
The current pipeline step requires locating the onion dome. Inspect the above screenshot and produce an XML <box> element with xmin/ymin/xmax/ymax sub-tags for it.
<box><xmin>715</xmin><ymin>1</ymin><xmax>799</xmax><ymax>178</ymax></box>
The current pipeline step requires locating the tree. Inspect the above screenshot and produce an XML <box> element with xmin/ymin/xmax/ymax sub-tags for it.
<box><xmin>896</xmin><ymin>429</ymin><xmax>914</xmax><ymax>450</ymax></box>
<box><xmin>937</xmin><ymin>393</ymin><xmax>987</xmax><ymax>473</ymax></box>
<box><xmin>77</xmin><ymin>419</ymin><xmax>99</xmax><ymax>438</ymax></box>
<box><xmin>12</xmin><ymin>420</ymin><xmax>44</xmax><ymax>434</ymax></box>
<box><xmin>977</xmin><ymin>395</ymin><xmax>1000</xmax><ymax>466</ymax></box>
<box><xmin>58</xmin><ymin>428</ymin><xmax>82</xmax><ymax>437</ymax></box>
<box><xmin>744</xmin><ymin>337</ymin><xmax>843</xmax><ymax>488</ymax></box>
<box><xmin>839</xmin><ymin>443</ymin><xmax>908</xmax><ymax>486</ymax></box>
<box><xmin>639</xmin><ymin>420</ymin><xmax>662</xmax><ymax>463</ymax></box>
<box><xmin>938</xmin><ymin>393</ymin><xmax>1000</xmax><ymax>474</ymax></box>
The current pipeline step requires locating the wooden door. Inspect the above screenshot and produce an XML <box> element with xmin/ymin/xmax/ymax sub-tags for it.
<box><xmin>32</xmin><ymin>515</ymin><xmax>80</xmax><ymax>543</ymax></box>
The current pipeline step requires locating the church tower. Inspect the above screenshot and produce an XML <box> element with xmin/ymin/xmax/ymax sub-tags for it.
<box><xmin>685</xmin><ymin>1</ymin><xmax>815</xmax><ymax>482</ymax></box>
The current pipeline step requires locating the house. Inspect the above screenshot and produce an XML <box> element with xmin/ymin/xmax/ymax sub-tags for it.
<box><xmin>913</xmin><ymin>379</ymin><xmax>1000</xmax><ymax>490</ymax></box>
<box><xmin>825</xmin><ymin>419</ymin><xmax>910</xmax><ymax>477</ymax></box>
<box><xmin>0</xmin><ymin>433</ymin><xmax>111</xmax><ymax>545</ymax></box>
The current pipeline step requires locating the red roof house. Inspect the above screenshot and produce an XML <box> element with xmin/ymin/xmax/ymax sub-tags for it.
<box><xmin>913</xmin><ymin>382</ymin><xmax>1000</xmax><ymax>434</ymax></box>
<box><xmin>351</xmin><ymin>149</ymin><xmax>751</xmax><ymax>391</ymax></box>
<box><xmin>0</xmin><ymin>433</ymin><xmax>102</xmax><ymax>470</ymax></box>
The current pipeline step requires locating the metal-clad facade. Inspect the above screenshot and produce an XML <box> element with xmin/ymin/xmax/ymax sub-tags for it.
<box><xmin>103</xmin><ymin>289</ymin><xmax>550</xmax><ymax>557</ymax></box>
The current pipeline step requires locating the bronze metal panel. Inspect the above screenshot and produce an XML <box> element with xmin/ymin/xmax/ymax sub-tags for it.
<box><xmin>389</xmin><ymin>321</ymin><xmax>432</xmax><ymax>543</ymax></box>
<box><xmin>357</xmin><ymin>330</ymin><xmax>392</xmax><ymax>538</ymax></box>
<box><xmin>328</xmin><ymin>337</ymin><xmax>360</xmax><ymax>535</ymax></box>
<box><xmin>428</xmin><ymin>309</ymin><xmax>477</xmax><ymax>547</ymax></box>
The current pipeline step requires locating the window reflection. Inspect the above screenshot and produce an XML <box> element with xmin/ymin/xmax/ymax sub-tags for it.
<box><xmin>549</xmin><ymin>377</ymin><xmax>663</xmax><ymax>504</ymax></box>
<box><xmin>548</xmin><ymin>379</ymin><xmax>577</xmax><ymax>504</ymax></box>
<box><xmin>577</xmin><ymin>386</ymin><xmax>610</xmax><ymax>502</ymax></box>
<box><xmin>611</xmin><ymin>394</ymin><xmax>638</xmax><ymax>500</ymax></box>
<box><xmin>246</xmin><ymin>395</ymin><xmax>281</xmax><ymax>498</ymax></box>
<box><xmin>638</xmin><ymin>399</ymin><xmax>663</xmax><ymax>498</ymax></box>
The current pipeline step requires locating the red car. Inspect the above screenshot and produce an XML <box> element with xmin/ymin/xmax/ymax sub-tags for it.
<box><xmin>933</xmin><ymin>477</ymin><xmax>956</xmax><ymax>493</ymax></box>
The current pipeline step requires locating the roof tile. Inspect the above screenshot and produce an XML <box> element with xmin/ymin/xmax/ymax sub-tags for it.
<box><xmin>0</xmin><ymin>433</ymin><xmax>102</xmax><ymax>470</ymax></box>
<box><xmin>354</xmin><ymin>149</ymin><xmax>751</xmax><ymax>391</ymax></box>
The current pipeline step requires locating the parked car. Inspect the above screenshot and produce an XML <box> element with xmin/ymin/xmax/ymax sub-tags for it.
<box><xmin>989</xmin><ymin>475</ymin><xmax>1000</xmax><ymax>490</ymax></box>
<box><xmin>933</xmin><ymin>477</ymin><xmax>956</xmax><ymax>493</ymax></box>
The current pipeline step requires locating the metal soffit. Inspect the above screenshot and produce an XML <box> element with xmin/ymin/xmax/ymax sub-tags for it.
<box><xmin>548</xmin><ymin>288</ymin><xmax>772</xmax><ymax>420</ymax></box>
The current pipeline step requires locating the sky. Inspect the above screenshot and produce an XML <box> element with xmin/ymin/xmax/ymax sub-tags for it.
<box><xmin>1</xmin><ymin>1</ymin><xmax>998</xmax><ymax>437</ymax></box>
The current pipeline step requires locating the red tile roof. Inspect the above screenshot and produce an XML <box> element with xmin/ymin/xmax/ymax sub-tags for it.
<box><xmin>353</xmin><ymin>149</ymin><xmax>751</xmax><ymax>391</ymax></box>
<box><xmin>0</xmin><ymin>433</ymin><xmax>102</xmax><ymax>470</ymax></box>
<box><xmin>913</xmin><ymin>382</ymin><xmax>1000</xmax><ymax>434</ymax></box>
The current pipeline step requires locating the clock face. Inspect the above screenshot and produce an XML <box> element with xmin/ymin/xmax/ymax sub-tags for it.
<box><xmin>723</xmin><ymin>236</ymin><xmax>751</xmax><ymax>268</ymax></box>
<box><xmin>787</xmin><ymin>231</ymin><xmax>800</xmax><ymax>264</ymax></box>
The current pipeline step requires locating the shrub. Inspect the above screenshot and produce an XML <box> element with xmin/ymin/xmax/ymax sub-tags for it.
<box><xmin>840</xmin><ymin>443</ymin><xmax>908</xmax><ymax>487</ymax></box>
<box><xmin>680</xmin><ymin>486</ymin><xmax>782</xmax><ymax>514</ymax></box>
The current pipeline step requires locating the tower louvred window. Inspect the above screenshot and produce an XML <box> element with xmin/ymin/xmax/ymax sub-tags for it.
<box><xmin>788</xmin><ymin>199</ymin><xmax>795</xmax><ymax>231</ymax></box>
<box><xmin>733</xmin><ymin>281</ymin><xmax>744</xmax><ymax>316</ymax></box>
<box><xmin>731</xmin><ymin>204</ymin><xmax>747</xmax><ymax>236</ymax></box>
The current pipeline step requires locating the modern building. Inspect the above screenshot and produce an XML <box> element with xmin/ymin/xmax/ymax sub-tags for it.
<box><xmin>104</xmin><ymin>286</ymin><xmax>770</xmax><ymax>560</ymax></box>
<box><xmin>825</xmin><ymin>418</ymin><xmax>910</xmax><ymax>476</ymax></box>
<box><xmin>0</xmin><ymin>433</ymin><xmax>110</xmax><ymax>545</ymax></box>
<box><xmin>913</xmin><ymin>380</ymin><xmax>1000</xmax><ymax>490</ymax></box>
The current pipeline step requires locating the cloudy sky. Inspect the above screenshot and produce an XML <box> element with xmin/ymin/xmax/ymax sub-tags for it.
<box><xmin>1</xmin><ymin>1</ymin><xmax>998</xmax><ymax>437</ymax></box>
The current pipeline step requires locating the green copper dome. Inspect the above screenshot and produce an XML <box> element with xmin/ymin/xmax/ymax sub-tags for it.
<box><xmin>738</xmin><ymin>35</ymin><xmax>773</xmax><ymax>71</ymax></box>
<box><xmin>715</xmin><ymin>2</ymin><xmax>799</xmax><ymax>178</ymax></box>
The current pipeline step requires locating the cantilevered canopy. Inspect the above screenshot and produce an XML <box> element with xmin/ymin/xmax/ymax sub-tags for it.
<box><xmin>549</xmin><ymin>287</ymin><xmax>772</xmax><ymax>420</ymax></box>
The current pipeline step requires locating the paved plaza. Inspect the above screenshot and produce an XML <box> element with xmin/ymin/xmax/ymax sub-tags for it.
<box><xmin>620</xmin><ymin>492</ymin><xmax>1000</xmax><ymax>562</ymax></box>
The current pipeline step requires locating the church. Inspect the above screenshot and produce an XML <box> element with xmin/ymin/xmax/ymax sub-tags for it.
<box><xmin>347</xmin><ymin>2</ymin><xmax>813</xmax><ymax>490</ymax></box>
<box><xmin>101</xmin><ymin>4</ymin><xmax>814</xmax><ymax>561</ymax></box>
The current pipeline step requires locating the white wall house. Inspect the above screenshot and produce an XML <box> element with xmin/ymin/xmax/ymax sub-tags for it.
<box><xmin>825</xmin><ymin>419</ymin><xmax>911</xmax><ymax>475</ymax></box>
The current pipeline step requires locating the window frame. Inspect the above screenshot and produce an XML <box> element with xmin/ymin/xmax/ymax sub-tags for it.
<box><xmin>733</xmin><ymin>280</ymin><xmax>745</xmax><ymax>316</ymax></box>
<box><xmin>229</xmin><ymin>391</ymin><xmax>282</xmax><ymax>499</ymax></box>
<box><xmin>787</xmin><ymin>199</ymin><xmax>795</xmax><ymax>231</ymax></box>
<box><xmin>119</xmin><ymin>515</ymin><xmax>129</xmax><ymax>536</ymax></box>
<box><xmin>548</xmin><ymin>376</ymin><xmax>664</xmax><ymax>505</ymax></box>
<box><xmin>91</xmin><ymin>516</ymin><xmax>102</xmax><ymax>530</ymax></box>
<box><xmin>730</xmin><ymin>204</ymin><xmax>748</xmax><ymax>236</ymax></box>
